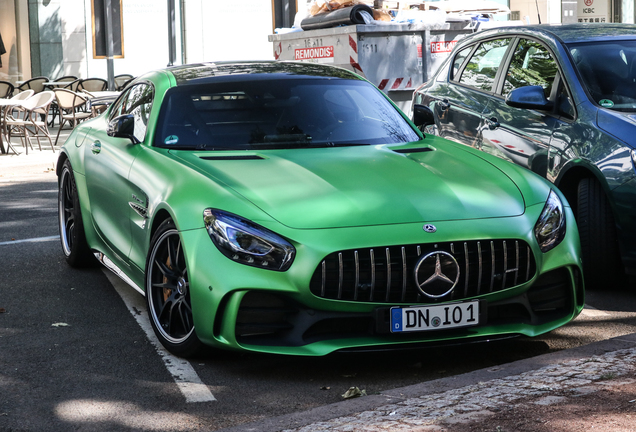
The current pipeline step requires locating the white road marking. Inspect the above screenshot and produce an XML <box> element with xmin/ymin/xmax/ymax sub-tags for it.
<box><xmin>102</xmin><ymin>269</ymin><xmax>216</xmax><ymax>403</ymax></box>
<box><xmin>0</xmin><ymin>235</ymin><xmax>59</xmax><ymax>246</ymax></box>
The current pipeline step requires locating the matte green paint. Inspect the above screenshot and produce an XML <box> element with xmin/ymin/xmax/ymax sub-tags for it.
<box><xmin>58</xmin><ymin>63</ymin><xmax>584</xmax><ymax>356</ymax></box>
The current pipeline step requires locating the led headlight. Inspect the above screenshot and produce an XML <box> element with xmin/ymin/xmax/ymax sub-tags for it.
<box><xmin>203</xmin><ymin>209</ymin><xmax>295</xmax><ymax>271</ymax></box>
<box><xmin>534</xmin><ymin>190</ymin><xmax>566</xmax><ymax>253</ymax></box>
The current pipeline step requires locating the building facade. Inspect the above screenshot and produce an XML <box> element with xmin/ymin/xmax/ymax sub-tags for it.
<box><xmin>0</xmin><ymin>0</ymin><xmax>633</xmax><ymax>84</ymax></box>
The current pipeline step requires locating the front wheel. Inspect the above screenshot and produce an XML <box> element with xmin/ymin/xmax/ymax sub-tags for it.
<box><xmin>145</xmin><ymin>219</ymin><xmax>203</xmax><ymax>357</ymax></box>
<box><xmin>576</xmin><ymin>178</ymin><xmax>624</xmax><ymax>289</ymax></box>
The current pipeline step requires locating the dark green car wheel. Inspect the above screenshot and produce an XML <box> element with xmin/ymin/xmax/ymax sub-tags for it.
<box><xmin>146</xmin><ymin>219</ymin><xmax>203</xmax><ymax>357</ymax></box>
<box><xmin>58</xmin><ymin>159</ymin><xmax>93</xmax><ymax>267</ymax></box>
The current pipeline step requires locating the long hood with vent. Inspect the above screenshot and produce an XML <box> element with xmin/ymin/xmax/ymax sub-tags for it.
<box><xmin>170</xmin><ymin>142</ymin><xmax>526</xmax><ymax>229</ymax></box>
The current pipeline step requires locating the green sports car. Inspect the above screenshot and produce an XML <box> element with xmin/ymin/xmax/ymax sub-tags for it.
<box><xmin>57</xmin><ymin>62</ymin><xmax>584</xmax><ymax>357</ymax></box>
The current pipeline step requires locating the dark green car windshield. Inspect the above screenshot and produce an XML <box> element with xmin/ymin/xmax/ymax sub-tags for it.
<box><xmin>568</xmin><ymin>40</ymin><xmax>636</xmax><ymax>112</ymax></box>
<box><xmin>154</xmin><ymin>78</ymin><xmax>420</xmax><ymax>150</ymax></box>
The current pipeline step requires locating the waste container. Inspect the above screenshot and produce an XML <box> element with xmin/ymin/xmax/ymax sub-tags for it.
<box><xmin>269</xmin><ymin>23</ymin><xmax>473</xmax><ymax>113</ymax></box>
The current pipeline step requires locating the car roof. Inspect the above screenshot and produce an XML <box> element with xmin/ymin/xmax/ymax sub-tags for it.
<box><xmin>165</xmin><ymin>61</ymin><xmax>362</xmax><ymax>86</ymax></box>
<box><xmin>467</xmin><ymin>23</ymin><xmax>636</xmax><ymax>45</ymax></box>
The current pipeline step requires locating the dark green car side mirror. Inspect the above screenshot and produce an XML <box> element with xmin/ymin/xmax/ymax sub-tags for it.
<box><xmin>412</xmin><ymin>104</ymin><xmax>435</xmax><ymax>127</ymax></box>
<box><xmin>107</xmin><ymin>114</ymin><xmax>140</xmax><ymax>144</ymax></box>
<box><xmin>505</xmin><ymin>85</ymin><xmax>554</xmax><ymax>110</ymax></box>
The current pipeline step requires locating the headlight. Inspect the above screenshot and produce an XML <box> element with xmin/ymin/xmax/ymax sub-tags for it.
<box><xmin>203</xmin><ymin>209</ymin><xmax>295</xmax><ymax>271</ymax></box>
<box><xmin>631</xmin><ymin>148</ymin><xmax>636</xmax><ymax>170</ymax></box>
<box><xmin>534</xmin><ymin>190</ymin><xmax>566</xmax><ymax>253</ymax></box>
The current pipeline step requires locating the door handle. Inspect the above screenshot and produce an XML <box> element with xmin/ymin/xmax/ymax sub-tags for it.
<box><xmin>486</xmin><ymin>117</ymin><xmax>500</xmax><ymax>130</ymax></box>
<box><xmin>438</xmin><ymin>99</ymin><xmax>450</xmax><ymax>111</ymax></box>
<box><xmin>91</xmin><ymin>141</ymin><xmax>101</xmax><ymax>154</ymax></box>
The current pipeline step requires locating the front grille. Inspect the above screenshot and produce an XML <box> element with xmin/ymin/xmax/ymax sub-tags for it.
<box><xmin>310</xmin><ymin>240</ymin><xmax>537</xmax><ymax>304</ymax></box>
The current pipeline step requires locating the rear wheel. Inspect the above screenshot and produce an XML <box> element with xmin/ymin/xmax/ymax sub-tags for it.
<box><xmin>145</xmin><ymin>219</ymin><xmax>203</xmax><ymax>357</ymax></box>
<box><xmin>58</xmin><ymin>159</ymin><xmax>94</xmax><ymax>267</ymax></box>
<box><xmin>576</xmin><ymin>178</ymin><xmax>623</xmax><ymax>289</ymax></box>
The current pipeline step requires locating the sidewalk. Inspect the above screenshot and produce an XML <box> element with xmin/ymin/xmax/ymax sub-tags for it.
<box><xmin>0</xmin><ymin>125</ymin><xmax>69</xmax><ymax>181</ymax></box>
<box><xmin>221</xmin><ymin>334</ymin><xmax>636</xmax><ymax>431</ymax></box>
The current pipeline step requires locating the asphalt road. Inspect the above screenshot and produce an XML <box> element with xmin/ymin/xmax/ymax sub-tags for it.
<box><xmin>1</xmin><ymin>168</ymin><xmax>635</xmax><ymax>432</ymax></box>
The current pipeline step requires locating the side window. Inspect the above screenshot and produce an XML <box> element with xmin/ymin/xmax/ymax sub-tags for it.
<box><xmin>435</xmin><ymin>57</ymin><xmax>451</xmax><ymax>82</ymax></box>
<box><xmin>451</xmin><ymin>46</ymin><xmax>472</xmax><ymax>80</ymax></box>
<box><xmin>124</xmin><ymin>84</ymin><xmax>154</xmax><ymax>142</ymax></box>
<box><xmin>556</xmin><ymin>82</ymin><xmax>575</xmax><ymax>120</ymax></box>
<box><xmin>503</xmin><ymin>39</ymin><xmax>558</xmax><ymax>97</ymax></box>
<box><xmin>111</xmin><ymin>84</ymin><xmax>154</xmax><ymax>143</ymax></box>
<box><xmin>459</xmin><ymin>38</ymin><xmax>512</xmax><ymax>92</ymax></box>
<box><xmin>108</xmin><ymin>90</ymin><xmax>128</xmax><ymax>120</ymax></box>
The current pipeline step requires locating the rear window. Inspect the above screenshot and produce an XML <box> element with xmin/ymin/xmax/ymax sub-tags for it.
<box><xmin>153</xmin><ymin>78</ymin><xmax>420</xmax><ymax>150</ymax></box>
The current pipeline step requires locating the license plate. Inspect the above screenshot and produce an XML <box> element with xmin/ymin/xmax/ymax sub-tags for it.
<box><xmin>390</xmin><ymin>301</ymin><xmax>479</xmax><ymax>333</ymax></box>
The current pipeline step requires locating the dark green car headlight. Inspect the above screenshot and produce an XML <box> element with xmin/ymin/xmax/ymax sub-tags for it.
<box><xmin>203</xmin><ymin>209</ymin><xmax>295</xmax><ymax>271</ymax></box>
<box><xmin>534</xmin><ymin>190</ymin><xmax>566</xmax><ymax>253</ymax></box>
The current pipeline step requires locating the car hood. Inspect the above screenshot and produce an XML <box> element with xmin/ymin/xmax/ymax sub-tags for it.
<box><xmin>171</xmin><ymin>143</ymin><xmax>525</xmax><ymax>229</ymax></box>
<box><xmin>597</xmin><ymin>108</ymin><xmax>636</xmax><ymax>147</ymax></box>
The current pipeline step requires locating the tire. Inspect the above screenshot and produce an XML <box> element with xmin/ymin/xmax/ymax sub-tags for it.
<box><xmin>58</xmin><ymin>159</ymin><xmax>94</xmax><ymax>267</ymax></box>
<box><xmin>145</xmin><ymin>219</ymin><xmax>203</xmax><ymax>357</ymax></box>
<box><xmin>576</xmin><ymin>178</ymin><xmax>624</xmax><ymax>289</ymax></box>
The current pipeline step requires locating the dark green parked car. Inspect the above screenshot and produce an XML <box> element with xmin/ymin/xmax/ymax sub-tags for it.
<box><xmin>413</xmin><ymin>24</ymin><xmax>636</xmax><ymax>289</ymax></box>
<box><xmin>57</xmin><ymin>61</ymin><xmax>583</xmax><ymax>357</ymax></box>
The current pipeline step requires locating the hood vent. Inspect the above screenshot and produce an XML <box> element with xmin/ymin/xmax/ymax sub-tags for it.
<box><xmin>392</xmin><ymin>147</ymin><xmax>434</xmax><ymax>154</ymax></box>
<box><xmin>199</xmin><ymin>155</ymin><xmax>264</xmax><ymax>161</ymax></box>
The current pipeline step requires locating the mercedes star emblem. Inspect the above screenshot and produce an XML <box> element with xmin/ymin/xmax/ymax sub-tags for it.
<box><xmin>414</xmin><ymin>251</ymin><xmax>460</xmax><ymax>298</ymax></box>
<box><xmin>423</xmin><ymin>224</ymin><xmax>437</xmax><ymax>233</ymax></box>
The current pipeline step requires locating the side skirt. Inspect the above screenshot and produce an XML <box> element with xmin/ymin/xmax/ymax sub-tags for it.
<box><xmin>94</xmin><ymin>251</ymin><xmax>145</xmax><ymax>296</ymax></box>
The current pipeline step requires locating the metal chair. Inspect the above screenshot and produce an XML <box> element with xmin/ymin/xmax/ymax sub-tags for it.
<box><xmin>0</xmin><ymin>81</ymin><xmax>15</xmax><ymax>98</ymax></box>
<box><xmin>114</xmin><ymin>74</ymin><xmax>134</xmax><ymax>91</ymax></box>
<box><xmin>54</xmin><ymin>75</ymin><xmax>78</xmax><ymax>83</ymax></box>
<box><xmin>17</xmin><ymin>76</ymin><xmax>49</xmax><ymax>94</ymax></box>
<box><xmin>0</xmin><ymin>90</ymin><xmax>35</xmax><ymax>154</ymax></box>
<box><xmin>10</xmin><ymin>90</ymin><xmax>35</xmax><ymax>101</ymax></box>
<box><xmin>53</xmin><ymin>89</ymin><xmax>93</xmax><ymax>147</ymax></box>
<box><xmin>63</xmin><ymin>79</ymin><xmax>82</xmax><ymax>92</ymax></box>
<box><xmin>5</xmin><ymin>91</ymin><xmax>56</xmax><ymax>153</ymax></box>
<box><xmin>79</xmin><ymin>78</ymin><xmax>108</xmax><ymax>92</ymax></box>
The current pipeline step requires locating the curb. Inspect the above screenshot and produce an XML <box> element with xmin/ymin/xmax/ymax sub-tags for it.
<box><xmin>217</xmin><ymin>332</ymin><xmax>636</xmax><ymax>432</ymax></box>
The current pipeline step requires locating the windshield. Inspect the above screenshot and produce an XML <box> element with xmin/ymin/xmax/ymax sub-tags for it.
<box><xmin>568</xmin><ymin>40</ymin><xmax>636</xmax><ymax>112</ymax></box>
<box><xmin>154</xmin><ymin>78</ymin><xmax>420</xmax><ymax>150</ymax></box>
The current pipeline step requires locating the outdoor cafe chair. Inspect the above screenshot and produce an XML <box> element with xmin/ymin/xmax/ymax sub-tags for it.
<box><xmin>55</xmin><ymin>75</ymin><xmax>78</xmax><ymax>83</ymax></box>
<box><xmin>0</xmin><ymin>81</ymin><xmax>14</xmax><ymax>98</ymax></box>
<box><xmin>79</xmin><ymin>78</ymin><xmax>108</xmax><ymax>92</ymax></box>
<box><xmin>53</xmin><ymin>88</ymin><xmax>93</xmax><ymax>147</ymax></box>
<box><xmin>17</xmin><ymin>76</ymin><xmax>49</xmax><ymax>94</ymax></box>
<box><xmin>114</xmin><ymin>74</ymin><xmax>134</xmax><ymax>91</ymax></box>
<box><xmin>63</xmin><ymin>79</ymin><xmax>82</xmax><ymax>92</ymax></box>
<box><xmin>0</xmin><ymin>90</ymin><xmax>34</xmax><ymax>154</ymax></box>
<box><xmin>5</xmin><ymin>91</ymin><xmax>55</xmax><ymax>153</ymax></box>
<box><xmin>49</xmin><ymin>78</ymin><xmax>81</xmax><ymax>127</ymax></box>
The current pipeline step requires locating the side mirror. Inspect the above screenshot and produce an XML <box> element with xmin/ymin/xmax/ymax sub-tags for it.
<box><xmin>107</xmin><ymin>114</ymin><xmax>140</xmax><ymax>144</ymax></box>
<box><xmin>412</xmin><ymin>104</ymin><xmax>435</xmax><ymax>127</ymax></box>
<box><xmin>505</xmin><ymin>85</ymin><xmax>554</xmax><ymax>110</ymax></box>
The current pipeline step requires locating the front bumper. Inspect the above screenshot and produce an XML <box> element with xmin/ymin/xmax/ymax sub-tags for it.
<box><xmin>180</xmin><ymin>206</ymin><xmax>584</xmax><ymax>356</ymax></box>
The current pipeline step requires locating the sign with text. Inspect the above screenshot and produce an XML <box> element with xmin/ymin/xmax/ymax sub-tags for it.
<box><xmin>294</xmin><ymin>46</ymin><xmax>335</xmax><ymax>63</ymax></box>
<box><xmin>577</xmin><ymin>0</ymin><xmax>609</xmax><ymax>23</ymax></box>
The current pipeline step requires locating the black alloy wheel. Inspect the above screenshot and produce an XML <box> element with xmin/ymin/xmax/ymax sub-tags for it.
<box><xmin>146</xmin><ymin>219</ymin><xmax>202</xmax><ymax>357</ymax></box>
